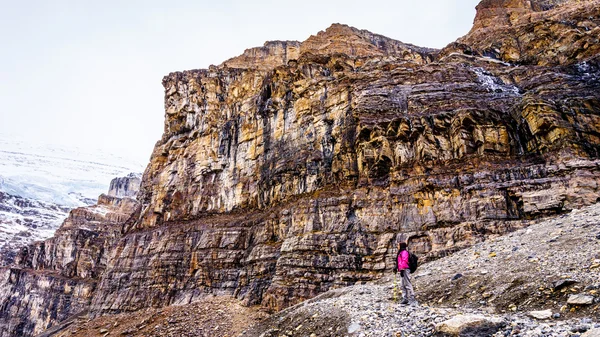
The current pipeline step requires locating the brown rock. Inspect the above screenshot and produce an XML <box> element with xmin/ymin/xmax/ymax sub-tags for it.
<box><xmin>299</xmin><ymin>23</ymin><xmax>435</xmax><ymax>62</ymax></box>
<box><xmin>221</xmin><ymin>40</ymin><xmax>301</xmax><ymax>70</ymax></box>
<box><xmin>447</xmin><ymin>0</ymin><xmax>600</xmax><ymax>65</ymax></box>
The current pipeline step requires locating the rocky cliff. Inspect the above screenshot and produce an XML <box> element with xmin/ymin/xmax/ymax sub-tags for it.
<box><xmin>446</xmin><ymin>0</ymin><xmax>600</xmax><ymax>65</ymax></box>
<box><xmin>48</xmin><ymin>202</ymin><xmax>600</xmax><ymax>337</ymax></box>
<box><xmin>91</xmin><ymin>1</ymin><xmax>600</xmax><ymax>315</ymax></box>
<box><xmin>2</xmin><ymin>0</ymin><xmax>600</xmax><ymax>336</ymax></box>
<box><xmin>0</xmin><ymin>175</ymin><xmax>140</xmax><ymax>337</ymax></box>
<box><xmin>107</xmin><ymin>173</ymin><xmax>141</xmax><ymax>198</ymax></box>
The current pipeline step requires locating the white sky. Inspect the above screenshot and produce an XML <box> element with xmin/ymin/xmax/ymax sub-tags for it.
<box><xmin>0</xmin><ymin>0</ymin><xmax>479</xmax><ymax>165</ymax></box>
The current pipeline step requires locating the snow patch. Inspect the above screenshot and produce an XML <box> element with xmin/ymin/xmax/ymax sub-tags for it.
<box><xmin>577</xmin><ymin>61</ymin><xmax>590</xmax><ymax>73</ymax></box>
<box><xmin>575</xmin><ymin>61</ymin><xmax>598</xmax><ymax>80</ymax></box>
<box><xmin>471</xmin><ymin>67</ymin><xmax>521</xmax><ymax>95</ymax></box>
<box><xmin>0</xmin><ymin>192</ymin><xmax>71</xmax><ymax>253</ymax></box>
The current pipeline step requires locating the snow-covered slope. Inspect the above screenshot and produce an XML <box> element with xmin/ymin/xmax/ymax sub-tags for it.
<box><xmin>0</xmin><ymin>191</ymin><xmax>71</xmax><ymax>260</ymax></box>
<box><xmin>0</xmin><ymin>134</ymin><xmax>146</xmax><ymax>256</ymax></box>
<box><xmin>0</xmin><ymin>135</ymin><xmax>145</xmax><ymax>207</ymax></box>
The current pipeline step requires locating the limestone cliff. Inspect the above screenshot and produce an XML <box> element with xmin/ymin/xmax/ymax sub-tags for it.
<box><xmin>2</xmin><ymin>1</ymin><xmax>600</xmax><ymax>336</ymax></box>
<box><xmin>107</xmin><ymin>173</ymin><xmax>141</xmax><ymax>198</ymax></box>
<box><xmin>91</xmin><ymin>0</ymin><xmax>600</xmax><ymax>316</ymax></box>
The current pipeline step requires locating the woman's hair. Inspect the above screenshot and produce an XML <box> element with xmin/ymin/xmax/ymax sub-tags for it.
<box><xmin>399</xmin><ymin>242</ymin><xmax>407</xmax><ymax>251</ymax></box>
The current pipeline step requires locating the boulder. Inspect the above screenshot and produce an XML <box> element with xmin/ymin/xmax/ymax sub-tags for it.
<box><xmin>552</xmin><ymin>279</ymin><xmax>578</xmax><ymax>291</ymax></box>
<box><xmin>582</xmin><ymin>328</ymin><xmax>600</xmax><ymax>337</ymax></box>
<box><xmin>527</xmin><ymin>309</ymin><xmax>553</xmax><ymax>320</ymax></box>
<box><xmin>567</xmin><ymin>294</ymin><xmax>595</xmax><ymax>305</ymax></box>
<box><xmin>434</xmin><ymin>314</ymin><xmax>505</xmax><ymax>336</ymax></box>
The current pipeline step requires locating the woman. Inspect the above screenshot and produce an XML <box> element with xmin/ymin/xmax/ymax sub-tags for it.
<box><xmin>395</xmin><ymin>242</ymin><xmax>416</xmax><ymax>305</ymax></box>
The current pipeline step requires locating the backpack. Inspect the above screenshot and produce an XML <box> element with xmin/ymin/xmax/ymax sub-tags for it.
<box><xmin>408</xmin><ymin>251</ymin><xmax>418</xmax><ymax>273</ymax></box>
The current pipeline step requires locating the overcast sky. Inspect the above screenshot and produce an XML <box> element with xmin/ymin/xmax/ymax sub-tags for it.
<box><xmin>0</xmin><ymin>0</ymin><xmax>480</xmax><ymax>164</ymax></box>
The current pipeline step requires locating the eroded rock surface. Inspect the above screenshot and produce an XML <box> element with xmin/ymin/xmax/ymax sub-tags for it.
<box><xmin>447</xmin><ymin>0</ymin><xmax>600</xmax><ymax>65</ymax></box>
<box><xmin>91</xmin><ymin>0</ymin><xmax>600</xmax><ymax>317</ymax></box>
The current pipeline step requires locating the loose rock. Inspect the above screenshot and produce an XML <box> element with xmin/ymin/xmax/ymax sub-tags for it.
<box><xmin>434</xmin><ymin>314</ymin><xmax>505</xmax><ymax>336</ymax></box>
<box><xmin>582</xmin><ymin>328</ymin><xmax>600</xmax><ymax>337</ymax></box>
<box><xmin>569</xmin><ymin>295</ymin><xmax>596</xmax><ymax>306</ymax></box>
<box><xmin>528</xmin><ymin>310</ymin><xmax>553</xmax><ymax>320</ymax></box>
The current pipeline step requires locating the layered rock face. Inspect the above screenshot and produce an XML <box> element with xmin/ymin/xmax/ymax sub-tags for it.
<box><xmin>2</xmin><ymin>1</ymin><xmax>600</xmax><ymax>335</ymax></box>
<box><xmin>449</xmin><ymin>0</ymin><xmax>600</xmax><ymax>65</ymax></box>
<box><xmin>0</xmin><ymin>175</ymin><xmax>140</xmax><ymax>337</ymax></box>
<box><xmin>107</xmin><ymin>173</ymin><xmax>141</xmax><ymax>198</ymax></box>
<box><xmin>220</xmin><ymin>24</ymin><xmax>435</xmax><ymax>71</ymax></box>
<box><xmin>88</xmin><ymin>2</ymin><xmax>600</xmax><ymax>317</ymax></box>
<box><xmin>221</xmin><ymin>41</ymin><xmax>301</xmax><ymax>71</ymax></box>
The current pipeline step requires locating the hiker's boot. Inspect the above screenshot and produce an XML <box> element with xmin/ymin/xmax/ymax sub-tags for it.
<box><xmin>400</xmin><ymin>298</ymin><xmax>409</xmax><ymax>305</ymax></box>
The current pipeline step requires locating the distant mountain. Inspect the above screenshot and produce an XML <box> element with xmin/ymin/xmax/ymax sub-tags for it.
<box><xmin>0</xmin><ymin>134</ymin><xmax>145</xmax><ymax>254</ymax></box>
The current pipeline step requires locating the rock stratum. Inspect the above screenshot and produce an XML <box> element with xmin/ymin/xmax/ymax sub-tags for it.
<box><xmin>1</xmin><ymin>0</ymin><xmax>600</xmax><ymax>336</ymax></box>
<box><xmin>39</xmin><ymin>201</ymin><xmax>600</xmax><ymax>337</ymax></box>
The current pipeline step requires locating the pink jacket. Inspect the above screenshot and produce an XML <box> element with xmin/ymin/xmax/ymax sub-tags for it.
<box><xmin>397</xmin><ymin>250</ymin><xmax>409</xmax><ymax>270</ymax></box>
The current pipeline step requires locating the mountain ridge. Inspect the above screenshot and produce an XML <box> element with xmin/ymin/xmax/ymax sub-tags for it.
<box><xmin>220</xmin><ymin>22</ymin><xmax>435</xmax><ymax>71</ymax></box>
